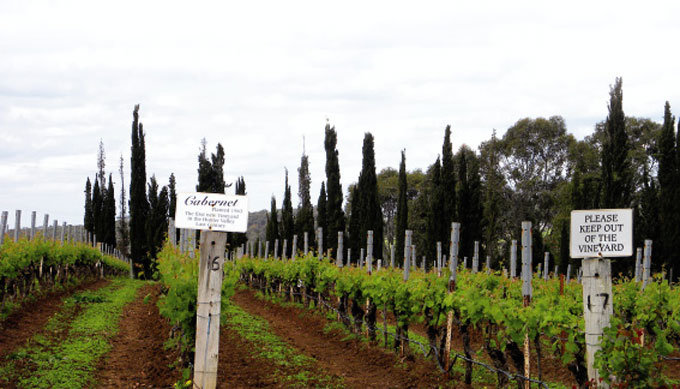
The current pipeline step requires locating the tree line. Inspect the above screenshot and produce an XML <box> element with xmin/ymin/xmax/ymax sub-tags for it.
<box><xmin>264</xmin><ymin>78</ymin><xmax>680</xmax><ymax>279</ymax></box>
<box><xmin>83</xmin><ymin>77</ymin><xmax>680</xmax><ymax>280</ymax></box>
<box><xmin>84</xmin><ymin>105</ymin><xmax>177</xmax><ymax>279</ymax></box>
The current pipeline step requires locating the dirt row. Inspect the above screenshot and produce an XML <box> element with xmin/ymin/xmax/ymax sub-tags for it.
<box><xmin>230</xmin><ymin>289</ymin><xmax>453</xmax><ymax>388</ymax></box>
<box><xmin>0</xmin><ymin>278</ymin><xmax>110</xmax><ymax>361</ymax></box>
<box><xmin>1</xmin><ymin>280</ymin><xmax>583</xmax><ymax>388</ymax></box>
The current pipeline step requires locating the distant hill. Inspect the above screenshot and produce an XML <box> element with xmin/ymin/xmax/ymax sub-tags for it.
<box><xmin>246</xmin><ymin>209</ymin><xmax>267</xmax><ymax>242</ymax></box>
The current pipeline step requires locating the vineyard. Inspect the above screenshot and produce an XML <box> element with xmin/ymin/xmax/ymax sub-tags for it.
<box><xmin>2</xmin><ymin>231</ymin><xmax>679</xmax><ymax>388</ymax></box>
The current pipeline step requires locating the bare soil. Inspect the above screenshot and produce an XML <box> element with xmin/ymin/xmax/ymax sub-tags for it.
<box><xmin>94</xmin><ymin>283</ymin><xmax>179</xmax><ymax>388</ymax></box>
<box><xmin>0</xmin><ymin>278</ymin><xmax>110</xmax><ymax>360</ymax></box>
<box><xmin>231</xmin><ymin>289</ymin><xmax>454</xmax><ymax>388</ymax></box>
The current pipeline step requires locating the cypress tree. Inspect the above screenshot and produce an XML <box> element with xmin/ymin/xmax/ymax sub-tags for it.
<box><xmin>441</xmin><ymin>125</ymin><xmax>456</xmax><ymax>238</ymax></box>
<box><xmin>103</xmin><ymin>173</ymin><xmax>116</xmax><ymax>247</ymax></box>
<box><xmin>117</xmin><ymin>155</ymin><xmax>130</xmax><ymax>257</ymax></box>
<box><xmin>168</xmin><ymin>173</ymin><xmax>177</xmax><ymax>217</ymax></box>
<box><xmin>296</xmin><ymin>152</ymin><xmax>315</xmax><ymax>253</ymax></box>
<box><xmin>129</xmin><ymin>104</ymin><xmax>149</xmax><ymax>278</ymax></box>
<box><xmin>348</xmin><ymin>185</ymin><xmax>361</xmax><ymax>262</ymax></box>
<box><xmin>559</xmin><ymin>221</ymin><xmax>570</xmax><ymax>274</ymax></box>
<box><xmin>324</xmin><ymin>122</ymin><xmax>345</xmax><ymax>257</ymax></box>
<box><xmin>317</xmin><ymin>182</ymin><xmax>327</xmax><ymax>253</ymax></box>
<box><xmin>468</xmin><ymin>152</ymin><xmax>483</xmax><ymax>255</ymax></box>
<box><xmin>84</xmin><ymin>178</ymin><xmax>93</xmax><ymax>234</ymax></box>
<box><xmin>229</xmin><ymin>176</ymin><xmax>248</xmax><ymax>251</ymax></box>
<box><xmin>601</xmin><ymin>77</ymin><xmax>633</xmax><ymax>208</ymax></box>
<box><xmin>92</xmin><ymin>175</ymin><xmax>103</xmax><ymax>241</ymax></box>
<box><xmin>636</xmin><ymin>166</ymin><xmax>660</xmax><ymax>270</ymax></box>
<box><xmin>427</xmin><ymin>157</ymin><xmax>444</xmax><ymax>266</ymax></box>
<box><xmin>196</xmin><ymin>138</ymin><xmax>212</xmax><ymax>192</ymax></box>
<box><xmin>265</xmin><ymin>196</ymin><xmax>279</xmax><ymax>250</ymax></box>
<box><xmin>235</xmin><ymin>177</ymin><xmax>246</xmax><ymax>195</ymax></box>
<box><xmin>657</xmin><ymin>101</ymin><xmax>678</xmax><ymax>273</ymax></box>
<box><xmin>280</xmin><ymin>169</ymin><xmax>295</xmax><ymax>257</ymax></box>
<box><xmin>456</xmin><ymin>146</ymin><xmax>483</xmax><ymax>259</ymax></box>
<box><xmin>395</xmin><ymin>150</ymin><xmax>408</xmax><ymax>266</ymax></box>
<box><xmin>210</xmin><ymin>143</ymin><xmax>226</xmax><ymax>193</ymax></box>
<box><xmin>97</xmin><ymin>140</ymin><xmax>106</xmax><ymax>190</ymax></box>
<box><xmin>482</xmin><ymin>130</ymin><xmax>503</xmax><ymax>265</ymax></box>
<box><xmin>146</xmin><ymin>176</ymin><xmax>169</xmax><ymax>277</ymax></box>
<box><xmin>348</xmin><ymin>133</ymin><xmax>384</xmax><ymax>260</ymax></box>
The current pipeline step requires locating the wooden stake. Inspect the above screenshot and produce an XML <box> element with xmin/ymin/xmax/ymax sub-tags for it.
<box><xmin>193</xmin><ymin>231</ymin><xmax>227</xmax><ymax>389</ymax></box>
<box><xmin>30</xmin><ymin>211</ymin><xmax>37</xmax><ymax>241</ymax></box>
<box><xmin>510</xmin><ymin>239</ymin><xmax>517</xmax><ymax>278</ymax></box>
<box><xmin>14</xmin><ymin>210</ymin><xmax>21</xmax><ymax>242</ymax></box>
<box><xmin>582</xmin><ymin>257</ymin><xmax>613</xmax><ymax>388</ymax></box>
<box><xmin>337</xmin><ymin>231</ymin><xmax>344</xmax><ymax>267</ymax></box>
<box><xmin>444</xmin><ymin>222</ymin><xmax>460</xmax><ymax>374</ymax></box>
<box><xmin>472</xmin><ymin>241</ymin><xmax>479</xmax><ymax>273</ymax></box>
<box><xmin>0</xmin><ymin>211</ymin><xmax>7</xmax><ymax>245</ymax></box>
<box><xmin>521</xmin><ymin>221</ymin><xmax>532</xmax><ymax>389</ymax></box>
<box><xmin>642</xmin><ymin>240</ymin><xmax>652</xmax><ymax>290</ymax></box>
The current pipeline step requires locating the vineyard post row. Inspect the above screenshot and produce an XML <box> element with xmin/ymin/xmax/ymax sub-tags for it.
<box><xmin>233</xmin><ymin>220</ymin><xmax>668</xmax><ymax>388</ymax></box>
<box><xmin>0</xmin><ymin>209</ymin><xmax>131</xmax><ymax>267</ymax></box>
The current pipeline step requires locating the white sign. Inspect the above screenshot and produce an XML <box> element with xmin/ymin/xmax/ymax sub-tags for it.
<box><xmin>175</xmin><ymin>192</ymin><xmax>248</xmax><ymax>232</ymax></box>
<box><xmin>570</xmin><ymin>209</ymin><xmax>633</xmax><ymax>258</ymax></box>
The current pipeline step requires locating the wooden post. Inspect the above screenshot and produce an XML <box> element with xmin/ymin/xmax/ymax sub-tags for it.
<box><xmin>292</xmin><ymin>234</ymin><xmax>298</xmax><ymax>259</ymax></box>
<box><xmin>42</xmin><ymin>214</ymin><xmax>49</xmax><ymax>239</ymax></box>
<box><xmin>193</xmin><ymin>230</ymin><xmax>228</xmax><ymax>389</ymax></box>
<box><xmin>567</xmin><ymin>264</ymin><xmax>572</xmax><ymax>283</ymax></box>
<box><xmin>403</xmin><ymin>230</ymin><xmax>412</xmax><ymax>281</ymax></box>
<box><xmin>472</xmin><ymin>241</ymin><xmax>479</xmax><ymax>273</ymax></box>
<box><xmin>303</xmin><ymin>231</ymin><xmax>309</xmax><ymax>255</ymax></box>
<box><xmin>436</xmin><ymin>241</ymin><xmax>442</xmax><ymax>275</ymax></box>
<box><xmin>317</xmin><ymin>227</ymin><xmax>323</xmax><ymax>259</ymax></box>
<box><xmin>634</xmin><ymin>248</ymin><xmax>642</xmax><ymax>282</ymax></box>
<box><xmin>0</xmin><ymin>211</ymin><xmax>7</xmax><ymax>245</ymax></box>
<box><xmin>52</xmin><ymin>220</ymin><xmax>58</xmax><ymax>241</ymax></box>
<box><xmin>544</xmin><ymin>252</ymin><xmax>550</xmax><ymax>280</ymax></box>
<box><xmin>445</xmin><ymin>222</ymin><xmax>460</xmax><ymax>373</ymax></box>
<box><xmin>582</xmin><ymin>257</ymin><xmax>613</xmax><ymax>387</ymax></box>
<box><xmin>521</xmin><ymin>221</ymin><xmax>532</xmax><ymax>389</ymax></box>
<box><xmin>435</xmin><ymin>241</ymin><xmax>442</xmax><ymax>273</ymax></box>
<box><xmin>367</xmin><ymin>230</ymin><xmax>374</xmax><ymax>269</ymax></box>
<box><xmin>642</xmin><ymin>240</ymin><xmax>652</xmax><ymax>290</ymax></box>
<box><xmin>169</xmin><ymin>218</ymin><xmax>176</xmax><ymax>246</ymax></box>
<box><xmin>60</xmin><ymin>221</ymin><xmax>66</xmax><ymax>245</ymax></box>
<box><xmin>336</xmin><ymin>231</ymin><xmax>344</xmax><ymax>267</ymax></box>
<box><xmin>14</xmin><ymin>210</ymin><xmax>21</xmax><ymax>242</ymax></box>
<box><xmin>390</xmin><ymin>243</ymin><xmax>395</xmax><ymax>268</ymax></box>
<box><xmin>510</xmin><ymin>239</ymin><xmax>518</xmax><ymax>278</ymax></box>
<box><xmin>30</xmin><ymin>211</ymin><xmax>37</xmax><ymax>240</ymax></box>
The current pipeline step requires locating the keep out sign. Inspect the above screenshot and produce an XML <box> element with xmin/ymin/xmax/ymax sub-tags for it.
<box><xmin>570</xmin><ymin>209</ymin><xmax>633</xmax><ymax>258</ymax></box>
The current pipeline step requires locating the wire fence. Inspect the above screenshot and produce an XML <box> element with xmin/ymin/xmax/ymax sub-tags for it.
<box><xmin>245</xmin><ymin>277</ymin><xmax>550</xmax><ymax>389</ymax></box>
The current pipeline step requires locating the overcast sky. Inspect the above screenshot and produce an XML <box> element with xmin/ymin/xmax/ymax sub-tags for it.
<box><xmin>2</xmin><ymin>1</ymin><xmax>680</xmax><ymax>228</ymax></box>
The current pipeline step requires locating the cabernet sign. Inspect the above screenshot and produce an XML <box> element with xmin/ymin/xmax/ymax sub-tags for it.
<box><xmin>570</xmin><ymin>209</ymin><xmax>633</xmax><ymax>258</ymax></box>
<box><xmin>175</xmin><ymin>192</ymin><xmax>248</xmax><ymax>232</ymax></box>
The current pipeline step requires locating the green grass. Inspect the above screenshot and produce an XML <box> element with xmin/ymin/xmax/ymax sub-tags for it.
<box><xmin>223</xmin><ymin>302</ymin><xmax>344</xmax><ymax>388</ymax></box>
<box><xmin>0</xmin><ymin>277</ymin><xmax>144</xmax><ymax>389</ymax></box>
